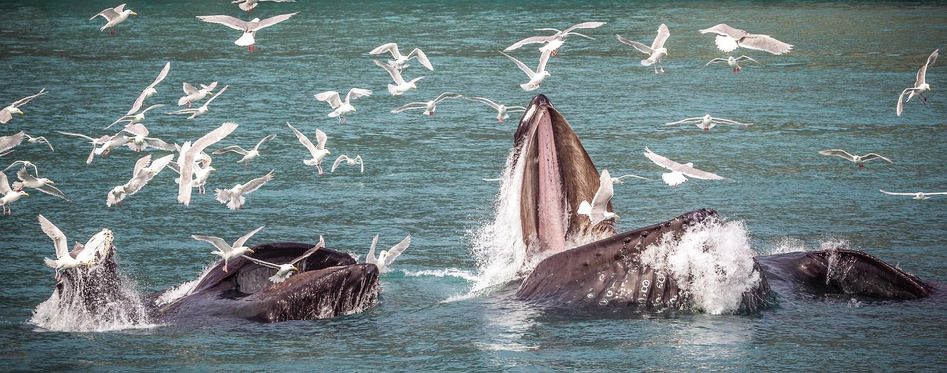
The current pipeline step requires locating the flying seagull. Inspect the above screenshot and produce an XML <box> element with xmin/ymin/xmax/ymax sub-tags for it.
<box><xmin>464</xmin><ymin>96</ymin><xmax>527</xmax><ymax>123</ymax></box>
<box><xmin>699</xmin><ymin>24</ymin><xmax>793</xmax><ymax>55</ymax></box>
<box><xmin>704</xmin><ymin>55</ymin><xmax>759</xmax><ymax>73</ymax></box>
<box><xmin>374</xmin><ymin>60</ymin><xmax>424</xmax><ymax>96</ymax></box>
<box><xmin>818</xmin><ymin>149</ymin><xmax>892</xmax><ymax>168</ymax></box>
<box><xmin>500</xmin><ymin>49</ymin><xmax>553</xmax><ymax>92</ymax></box>
<box><xmin>314</xmin><ymin>88</ymin><xmax>372</xmax><ymax>124</ymax></box>
<box><xmin>166</xmin><ymin>85</ymin><xmax>228</xmax><ymax>120</ymax></box>
<box><xmin>107</xmin><ymin>62</ymin><xmax>171</xmax><ymax>129</ymax></box>
<box><xmin>577</xmin><ymin>169</ymin><xmax>618</xmax><ymax>226</ymax></box>
<box><xmin>196</xmin><ymin>12</ymin><xmax>299</xmax><ymax>52</ymax></box>
<box><xmin>616</xmin><ymin>23</ymin><xmax>670</xmax><ymax>74</ymax></box>
<box><xmin>39</xmin><ymin>215</ymin><xmax>100</xmax><ymax>280</ymax></box>
<box><xmin>644</xmin><ymin>147</ymin><xmax>725</xmax><ymax>187</ymax></box>
<box><xmin>897</xmin><ymin>49</ymin><xmax>938</xmax><ymax>117</ymax></box>
<box><xmin>391</xmin><ymin>92</ymin><xmax>463</xmax><ymax>116</ymax></box>
<box><xmin>212</xmin><ymin>134</ymin><xmax>276</xmax><ymax>167</ymax></box>
<box><xmin>331</xmin><ymin>154</ymin><xmax>364</xmax><ymax>173</ymax></box>
<box><xmin>233</xmin><ymin>0</ymin><xmax>296</xmax><ymax>13</ymax></box>
<box><xmin>242</xmin><ymin>236</ymin><xmax>326</xmax><ymax>283</ymax></box>
<box><xmin>177</xmin><ymin>122</ymin><xmax>238</xmax><ymax>206</ymax></box>
<box><xmin>107</xmin><ymin>154</ymin><xmax>174</xmax><ymax>207</ymax></box>
<box><xmin>365</xmin><ymin>234</ymin><xmax>411</xmax><ymax>274</ymax></box>
<box><xmin>0</xmin><ymin>88</ymin><xmax>46</xmax><ymax>125</ymax></box>
<box><xmin>286</xmin><ymin>123</ymin><xmax>330</xmax><ymax>175</ymax></box>
<box><xmin>369</xmin><ymin>43</ymin><xmax>434</xmax><ymax>71</ymax></box>
<box><xmin>665</xmin><ymin>114</ymin><xmax>752</xmax><ymax>131</ymax></box>
<box><xmin>505</xmin><ymin>21</ymin><xmax>606</xmax><ymax>56</ymax></box>
<box><xmin>215</xmin><ymin>170</ymin><xmax>274</xmax><ymax>210</ymax></box>
<box><xmin>0</xmin><ymin>172</ymin><xmax>28</xmax><ymax>215</ymax></box>
<box><xmin>178</xmin><ymin>81</ymin><xmax>218</xmax><ymax>108</ymax></box>
<box><xmin>879</xmin><ymin>190</ymin><xmax>947</xmax><ymax>200</ymax></box>
<box><xmin>90</xmin><ymin>4</ymin><xmax>137</xmax><ymax>35</ymax></box>
<box><xmin>192</xmin><ymin>225</ymin><xmax>265</xmax><ymax>272</ymax></box>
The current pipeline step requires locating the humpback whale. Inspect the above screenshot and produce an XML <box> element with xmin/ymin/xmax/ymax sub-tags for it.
<box><xmin>506</xmin><ymin>94</ymin><xmax>933</xmax><ymax>312</ymax></box>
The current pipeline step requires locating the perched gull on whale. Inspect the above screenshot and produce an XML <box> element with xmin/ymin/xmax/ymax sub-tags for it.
<box><xmin>704</xmin><ymin>55</ymin><xmax>759</xmax><ymax>73</ymax></box>
<box><xmin>897</xmin><ymin>49</ymin><xmax>938</xmax><ymax>117</ymax></box>
<box><xmin>215</xmin><ymin>170</ymin><xmax>274</xmax><ymax>210</ymax></box>
<box><xmin>212</xmin><ymin>134</ymin><xmax>276</xmax><ymax>167</ymax></box>
<box><xmin>196</xmin><ymin>12</ymin><xmax>299</xmax><ymax>52</ymax></box>
<box><xmin>166</xmin><ymin>85</ymin><xmax>228</xmax><ymax>120</ymax></box>
<box><xmin>314</xmin><ymin>88</ymin><xmax>372</xmax><ymax>124</ymax></box>
<box><xmin>818</xmin><ymin>149</ymin><xmax>892</xmax><ymax>168</ymax></box>
<box><xmin>0</xmin><ymin>172</ymin><xmax>28</xmax><ymax>215</ymax></box>
<box><xmin>90</xmin><ymin>4</ymin><xmax>137</xmax><ymax>35</ymax></box>
<box><xmin>242</xmin><ymin>236</ymin><xmax>325</xmax><ymax>283</ymax></box>
<box><xmin>192</xmin><ymin>225</ymin><xmax>265</xmax><ymax>272</ymax></box>
<box><xmin>331</xmin><ymin>154</ymin><xmax>364</xmax><ymax>173</ymax></box>
<box><xmin>374</xmin><ymin>60</ymin><xmax>424</xmax><ymax>96</ymax></box>
<box><xmin>177</xmin><ymin>122</ymin><xmax>238</xmax><ymax>206</ymax></box>
<box><xmin>391</xmin><ymin>92</ymin><xmax>463</xmax><ymax>116</ymax></box>
<box><xmin>880</xmin><ymin>190</ymin><xmax>947</xmax><ymax>200</ymax></box>
<box><xmin>107</xmin><ymin>154</ymin><xmax>174</xmax><ymax>207</ymax></box>
<box><xmin>644</xmin><ymin>147</ymin><xmax>725</xmax><ymax>187</ymax></box>
<box><xmin>464</xmin><ymin>96</ymin><xmax>526</xmax><ymax>123</ymax></box>
<box><xmin>505</xmin><ymin>21</ymin><xmax>606</xmax><ymax>56</ymax></box>
<box><xmin>577</xmin><ymin>169</ymin><xmax>618</xmax><ymax>226</ymax></box>
<box><xmin>699</xmin><ymin>24</ymin><xmax>793</xmax><ymax>55</ymax></box>
<box><xmin>365</xmin><ymin>235</ymin><xmax>411</xmax><ymax>274</ymax></box>
<box><xmin>286</xmin><ymin>123</ymin><xmax>330</xmax><ymax>175</ymax></box>
<box><xmin>665</xmin><ymin>114</ymin><xmax>752</xmax><ymax>131</ymax></box>
<box><xmin>178</xmin><ymin>81</ymin><xmax>218</xmax><ymax>108</ymax></box>
<box><xmin>369</xmin><ymin>43</ymin><xmax>434</xmax><ymax>72</ymax></box>
<box><xmin>616</xmin><ymin>23</ymin><xmax>670</xmax><ymax>74</ymax></box>
<box><xmin>500</xmin><ymin>49</ymin><xmax>553</xmax><ymax>92</ymax></box>
<box><xmin>39</xmin><ymin>215</ymin><xmax>100</xmax><ymax>280</ymax></box>
<box><xmin>0</xmin><ymin>88</ymin><xmax>46</xmax><ymax>125</ymax></box>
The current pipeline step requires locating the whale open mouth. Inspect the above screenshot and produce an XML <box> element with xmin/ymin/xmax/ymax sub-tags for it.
<box><xmin>512</xmin><ymin>94</ymin><xmax>614</xmax><ymax>260</ymax></box>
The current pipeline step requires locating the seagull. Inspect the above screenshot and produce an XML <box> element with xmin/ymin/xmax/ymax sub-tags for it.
<box><xmin>192</xmin><ymin>225</ymin><xmax>265</xmax><ymax>272</ymax></box>
<box><xmin>215</xmin><ymin>170</ymin><xmax>274</xmax><ymax>210</ymax></box>
<box><xmin>242</xmin><ymin>236</ymin><xmax>325</xmax><ymax>283</ymax></box>
<box><xmin>39</xmin><ymin>215</ymin><xmax>100</xmax><ymax>281</ymax></box>
<box><xmin>365</xmin><ymin>234</ymin><xmax>411</xmax><ymax>274</ymax></box>
<box><xmin>314</xmin><ymin>88</ymin><xmax>372</xmax><ymax>124</ymax></box>
<box><xmin>57</xmin><ymin>131</ymin><xmax>118</xmax><ymax>164</ymax></box>
<box><xmin>107</xmin><ymin>62</ymin><xmax>170</xmax><ymax>128</ymax></box>
<box><xmin>90</xmin><ymin>4</ymin><xmax>137</xmax><ymax>35</ymax></box>
<box><xmin>818</xmin><ymin>149</ymin><xmax>892</xmax><ymax>168</ymax></box>
<box><xmin>0</xmin><ymin>172</ymin><xmax>28</xmax><ymax>215</ymax></box>
<box><xmin>89</xmin><ymin>133</ymin><xmax>131</xmax><ymax>161</ymax></box>
<box><xmin>177</xmin><ymin>122</ymin><xmax>238</xmax><ymax>206</ymax></box>
<box><xmin>169</xmin><ymin>158</ymin><xmax>216</xmax><ymax>195</ymax></box>
<box><xmin>120</xmin><ymin>123</ymin><xmax>176</xmax><ymax>152</ymax></box>
<box><xmin>166</xmin><ymin>85</ymin><xmax>228</xmax><ymax>120</ymax></box>
<box><xmin>10</xmin><ymin>164</ymin><xmax>68</xmax><ymax>201</ymax></box>
<box><xmin>178</xmin><ymin>81</ymin><xmax>218</xmax><ymax>108</ymax></box>
<box><xmin>897</xmin><ymin>49</ymin><xmax>938</xmax><ymax>117</ymax></box>
<box><xmin>331</xmin><ymin>154</ymin><xmax>364</xmax><ymax>173</ymax></box>
<box><xmin>0</xmin><ymin>132</ymin><xmax>25</xmax><ymax>157</ymax></box>
<box><xmin>0</xmin><ymin>88</ymin><xmax>46</xmax><ymax>125</ymax></box>
<box><xmin>391</xmin><ymin>92</ymin><xmax>463</xmax><ymax>116</ymax></box>
<box><xmin>107</xmin><ymin>154</ymin><xmax>174</xmax><ymax>207</ymax></box>
<box><xmin>880</xmin><ymin>190</ymin><xmax>947</xmax><ymax>200</ymax></box>
<box><xmin>369</xmin><ymin>43</ymin><xmax>434</xmax><ymax>71</ymax></box>
<box><xmin>704</xmin><ymin>55</ymin><xmax>759</xmax><ymax>73</ymax></box>
<box><xmin>505</xmin><ymin>21</ymin><xmax>606</xmax><ymax>56</ymax></box>
<box><xmin>233</xmin><ymin>0</ymin><xmax>296</xmax><ymax>13</ymax></box>
<box><xmin>500</xmin><ymin>49</ymin><xmax>553</xmax><ymax>92</ymax></box>
<box><xmin>611</xmin><ymin>173</ymin><xmax>650</xmax><ymax>184</ymax></box>
<box><xmin>196</xmin><ymin>12</ymin><xmax>299</xmax><ymax>52</ymax></box>
<box><xmin>616</xmin><ymin>23</ymin><xmax>670</xmax><ymax>74</ymax></box>
<box><xmin>286</xmin><ymin>123</ymin><xmax>330</xmax><ymax>175</ymax></box>
<box><xmin>699</xmin><ymin>24</ymin><xmax>792</xmax><ymax>55</ymax></box>
<box><xmin>2</xmin><ymin>160</ymin><xmax>37</xmax><ymax>174</ymax></box>
<box><xmin>212</xmin><ymin>134</ymin><xmax>276</xmax><ymax>167</ymax></box>
<box><xmin>644</xmin><ymin>147</ymin><xmax>725</xmax><ymax>187</ymax></box>
<box><xmin>23</xmin><ymin>133</ymin><xmax>54</xmax><ymax>151</ymax></box>
<box><xmin>464</xmin><ymin>96</ymin><xmax>527</xmax><ymax>123</ymax></box>
<box><xmin>577</xmin><ymin>169</ymin><xmax>618</xmax><ymax>225</ymax></box>
<box><xmin>374</xmin><ymin>60</ymin><xmax>424</xmax><ymax>96</ymax></box>
<box><xmin>665</xmin><ymin>114</ymin><xmax>752</xmax><ymax>131</ymax></box>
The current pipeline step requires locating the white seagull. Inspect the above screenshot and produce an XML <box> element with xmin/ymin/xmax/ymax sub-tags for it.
<box><xmin>505</xmin><ymin>21</ymin><xmax>606</xmax><ymax>56</ymax></box>
<box><xmin>56</xmin><ymin>131</ymin><xmax>120</xmax><ymax>164</ymax></box>
<box><xmin>577</xmin><ymin>169</ymin><xmax>618</xmax><ymax>226</ymax></box>
<box><xmin>880</xmin><ymin>190</ymin><xmax>947</xmax><ymax>200</ymax></box>
<box><xmin>331</xmin><ymin>154</ymin><xmax>364</xmax><ymax>173</ymax></box>
<box><xmin>0</xmin><ymin>88</ymin><xmax>47</xmax><ymax>125</ymax></box>
<box><xmin>39</xmin><ymin>215</ymin><xmax>101</xmax><ymax>280</ymax></box>
<box><xmin>107</xmin><ymin>154</ymin><xmax>174</xmax><ymax>207</ymax></box>
<box><xmin>699</xmin><ymin>24</ymin><xmax>793</xmax><ymax>55</ymax></box>
<box><xmin>215</xmin><ymin>170</ymin><xmax>274</xmax><ymax>210</ymax></box>
<box><xmin>611</xmin><ymin>173</ymin><xmax>650</xmax><ymax>184</ymax></box>
<box><xmin>166</xmin><ymin>85</ymin><xmax>228</xmax><ymax>120</ymax></box>
<box><xmin>501</xmin><ymin>49</ymin><xmax>553</xmax><ymax>92</ymax></box>
<box><xmin>665</xmin><ymin>114</ymin><xmax>752</xmax><ymax>131</ymax></box>
<box><xmin>120</xmin><ymin>123</ymin><xmax>176</xmax><ymax>152</ymax></box>
<box><xmin>365</xmin><ymin>234</ymin><xmax>411</xmax><ymax>274</ymax></box>
<box><xmin>897</xmin><ymin>49</ymin><xmax>938</xmax><ymax>117</ymax></box>
<box><xmin>178</xmin><ymin>81</ymin><xmax>218</xmax><ymax>108</ymax></box>
<box><xmin>212</xmin><ymin>134</ymin><xmax>276</xmax><ymax>167</ymax></box>
<box><xmin>168</xmin><ymin>156</ymin><xmax>216</xmax><ymax>195</ymax></box>
<box><xmin>818</xmin><ymin>149</ymin><xmax>892</xmax><ymax>168</ymax></box>
<box><xmin>90</xmin><ymin>4</ymin><xmax>137</xmax><ymax>35</ymax></box>
<box><xmin>196</xmin><ymin>12</ymin><xmax>299</xmax><ymax>52</ymax></box>
<box><xmin>704</xmin><ymin>55</ymin><xmax>759</xmax><ymax>73</ymax></box>
<box><xmin>233</xmin><ymin>0</ymin><xmax>296</xmax><ymax>13</ymax></box>
<box><xmin>314</xmin><ymin>88</ymin><xmax>373</xmax><ymax>124</ymax></box>
<box><xmin>464</xmin><ymin>96</ymin><xmax>527</xmax><ymax>123</ymax></box>
<box><xmin>0</xmin><ymin>172</ymin><xmax>28</xmax><ymax>215</ymax></box>
<box><xmin>616</xmin><ymin>23</ymin><xmax>670</xmax><ymax>74</ymax></box>
<box><xmin>369</xmin><ymin>43</ymin><xmax>434</xmax><ymax>71</ymax></box>
<box><xmin>10</xmin><ymin>165</ymin><xmax>68</xmax><ymax>201</ymax></box>
<box><xmin>177</xmin><ymin>122</ymin><xmax>238</xmax><ymax>206</ymax></box>
<box><xmin>242</xmin><ymin>236</ymin><xmax>325</xmax><ymax>283</ymax></box>
<box><xmin>391</xmin><ymin>92</ymin><xmax>463</xmax><ymax>116</ymax></box>
<box><xmin>192</xmin><ymin>225</ymin><xmax>265</xmax><ymax>272</ymax></box>
<box><xmin>644</xmin><ymin>147</ymin><xmax>725</xmax><ymax>187</ymax></box>
<box><xmin>0</xmin><ymin>132</ymin><xmax>25</xmax><ymax>157</ymax></box>
<box><xmin>374</xmin><ymin>60</ymin><xmax>424</xmax><ymax>96</ymax></box>
<box><xmin>286</xmin><ymin>123</ymin><xmax>330</xmax><ymax>175</ymax></box>
<box><xmin>23</xmin><ymin>133</ymin><xmax>54</xmax><ymax>151</ymax></box>
<box><xmin>108</xmin><ymin>62</ymin><xmax>171</xmax><ymax>128</ymax></box>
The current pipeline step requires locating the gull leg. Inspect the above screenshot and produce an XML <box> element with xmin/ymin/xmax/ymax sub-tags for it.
<box><xmin>110</xmin><ymin>28</ymin><xmax>116</xmax><ymax>37</ymax></box>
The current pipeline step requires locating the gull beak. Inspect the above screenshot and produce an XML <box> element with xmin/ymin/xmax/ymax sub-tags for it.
<box><xmin>23</xmin><ymin>192</ymin><xmax>29</xmax><ymax>197</ymax></box>
<box><xmin>131</xmin><ymin>11</ymin><xmax>138</xmax><ymax>16</ymax></box>
<box><xmin>292</xmin><ymin>265</ymin><xmax>300</xmax><ymax>273</ymax></box>
<box><xmin>247</xmin><ymin>248</ymin><xmax>255</xmax><ymax>254</ymax></box>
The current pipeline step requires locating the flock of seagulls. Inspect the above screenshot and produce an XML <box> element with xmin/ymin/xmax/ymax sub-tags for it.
<box><xmin>1</xmin><ymin>4</ymin><xmax>943</xmax><ymax>282</ymax></box>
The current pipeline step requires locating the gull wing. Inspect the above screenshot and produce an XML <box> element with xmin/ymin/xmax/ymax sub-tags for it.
<box><xmin>699</xmin><ymin>23</ymin><xmax>746</xmax><ymax>38</ymax></box>
<box><xmin>91</xmin><ymin>6</ymin><xmax>120</xmax><ymax>21</ymax></box>
<box><xmin>500</xmin><ymin>51</ymin><xmax>535</xmax><ymax>78</ymax></box>
<box><xmin>373</xmin><ymin>60</ymin><xmax>406</xmax><ymax>85</ymax></box>
<box><xmin>182</xmin><ymin>82</ymin><xmax>199</xmax><ymax>95</ymax></box>
<box><xmin>192</xmin><ymin>235</ymin><xmax>232</xmax><ymax>253</ymax></box>
<box><xmin>818</xmin><ymin>149</ymin><xmax>856</xmax><ymax>162</ymax></box>
<box><xmin>146</xmin><ymin>62</ymin><xmax>171</xmax><ymax>89</ymax></box>
<box><xmin>287</xmin><ymin>123</ymin><xmax>318</xmax><ymax>156</ymax></box>
<box><xmin>331</xmin><ymin>155</ymin><xmax>350</xmax><ymax>173</ymax></box>
<box><xmin>233</xmin><ymin>225</ymin><xmax>265</xmax><ymax>248</ymax></box>
<box><xmin>504</xmin><ymin>35</ymin><xmax>555</xmax><ymax>52</ymax></box>
<box><xmin>178</xmin><ymin>122</ymin><xmax>238</xmax><ymax>205</ymax></box>
<box><xmin>204</xmin><ymin>85</ymin><xmax>228</xmax><ymax>106</ymax></box>
<box><xmin>616</xmin><ymin>34</ymin><xmax>652</xmax><ymax>54</ymax></box>
<box><xmin>391</xmin><ymin>102</ymin><xmax>428</xmax><ymax>113</ymax></box>
<box><xmin>408</xmin><ymin>48</ymin><xmax>434</xmax><ymax>71</ymax></box>
<box><xmin>241</xmin><ymin>170</ymin><xmax>274</xmax><ymax>195</ymax></box>
<box><xmin>862</xmin><ymin>153</ymin><xmax>893</xmax><ymax>163</ymax></box>
<box><xmin>242</xmin><ymin>255</ymin><xmax>282</xmax><ymax>270</ymax></box>
<box><xmin>738</xmin><ymin>34</ymin><xmax>793</xmax><ymax>55</ymax></box>
<box><xmin>355</xmin><ymin>155</ymin><xmax>364</xmax><ymax>173</ymax></box>
<box><xmin>562</xmin><ymin>21</ymin><xmax>606</xmax><ymax>34</ymax></box>
<box><xmin>38</xmin><ymin>215</ymin><xmax>69</xmax><ymax>260</ymax></box>
<box><xmin>0</xmin><ymin>173</ymin><xmax>10</xmax><ymax>194</ymax></box>
<box><xmin>369</xmin><ymin>43</ymin><xmax>403</xmax><ymax>59</ymax></box>
<box><xmin>196</xmin><ymin>15</ymin><xmax>249</xmax><ymax>31</ymax></box>
<box><xmin>651</xmin><ymin>23</ymin><xmax>670</xmax><ymax>50</ymax></box>
<box><xmin>0</xmin><ymin>132</ymin><xmax>25</xmax><ymax>153</ymax></box>
<box><xmin>314</xmin><ymin>91</ymin><xmax>342</xmax><ymax>108</ymax></box>
<box><xmin>251</xmin><ymin>12</ymin><xmax>299</xmax><ymax>31</ymax></box>
<box><xmin>315</xmin><ymin>129</ymin><xmax>327</xmax><ymax>150</ymax></box>
<box><xmin>536</xmin><ymin>48</ymin><xmax>552</xmax><ymax>74</ymax></box>
<box><xmin>433</xmin><ymin>92</ymin><xmax>463</xmax><ymax>103</ymax></box>
<box><xmin>11</xmin><ymin>88</ymin><xmax>47</xmax><ymax>108</ymax></box>
<box><xmin>665</xmin><ymin>117</ymin><xmax>703</xmax><ymax>125</ymax></box>
<box><xmin>345</xmin><ymin>88</ymin><xmax>373</xmax><ymax>102</ymax></box>
<box><xmin>132</xmin><ymin>154</ymin><xmax>153</xmax><ymax>177</ymax></box>
<box><xmin>212</xmin><ymin>145</ymin><xmax>248</xmax><ymax>155</ymax></box>
<box><xmin>590</xmin><ymin>170</ymin><xmax>614</xmax><ymax>213</ymax></box>
<box><xmin>464</xmin><ymin>96</ymin><xmax>500</xmax><ymax>109</ymax></box>
<box><xmin>291</xmin><ymin>235</ymin><xmax>325</xmax><ymax>265</ymax></box>
<box><xmin>365</xmin><ymin>235</ymin><xmax>378</xmax><ymax>264</ymax></box>
<box><xmin>643</xmin><ymin>148</ymin><xmax>723</xmax><ymax>180</ymax></box>
<box><xmin>382</xmin><ymin>235</ymin><xmax>412</xmax><ymax>268</ymax></box>
<box><xmin>254</xmin><ymin>134</ymin><xmax>276</xmax><ymax>150</ymax></box>
<box><xmin>916</xmin><ymin>49</ymin><xmax>939</xmax><ymax>86</ymax></box>
<box><xmin>36</xmin><ymin>183</ymin><xmax>69</xmax><ymax>201</ymax></box>
<box><xmin>879</xmin><ymin>190</ymin><xmax>917</xmax><ymax>196</ymax></box>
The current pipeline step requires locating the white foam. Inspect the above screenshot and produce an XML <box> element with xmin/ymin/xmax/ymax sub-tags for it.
<box><xmin>402</xmin><ymin>268</ymin><xmax>480</xmax><ymax>282</ymax></box>
<box><xmin>30</xmin><ymin>272</ymin><xmax>157</xmax><ymax>332</ymax></box>
<box><xmin>640</xmin><ymin>219</ymin><xmax>762</xmax><ymax>315</ymax></box>
<box><xmin>153</xmin><ymin>264</ymin><xmax>216</xmax><ymax>307</ymax></box>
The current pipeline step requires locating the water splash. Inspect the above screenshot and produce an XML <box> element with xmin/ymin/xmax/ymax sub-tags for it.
<box><xmin>153</xmin><ymin>265</ymin><xmax>216</xmax><ymax>307</ymax></box>
<box><xmin>30</xmin><ymin>268</ymin><xmax>156</xmax><ymax>332</ymax></box>
<box><xmin>640</xmin><ymin>219</ymin><xmax>762</xmax><ymax>315</ymax></box>
<box><xmin>402</xmin><ymin>268</ymin><xmax>480</xmax><ymax>282</ymax></box>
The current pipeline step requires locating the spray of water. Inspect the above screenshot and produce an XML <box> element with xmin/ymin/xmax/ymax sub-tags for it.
<box><xmin>640</xmin><ymin>218</ymin><xmax>763</xmax><ymax>315</ymax></box>
<box><xmin>153</xmin><ymin>265</ymin><xmax>216</xmax><ymax>307</ymax></box>
<box><xmin>30</xmin><ymin>269</ymin><xmax>156</xmax><ymax>332</ymax></box>
<box><xmin>402</xmin><ymin>268</ymin><xmax>481</xmax><ymax>282</ymax></box>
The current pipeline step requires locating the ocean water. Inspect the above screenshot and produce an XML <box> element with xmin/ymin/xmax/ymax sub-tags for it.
<box><xmin>1</xmin><ymin>0</ymin><xmax>946</xmax><ymax>370</ymax></box>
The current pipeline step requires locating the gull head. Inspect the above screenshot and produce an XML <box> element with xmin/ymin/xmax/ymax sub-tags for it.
<box><xmin>129</xmin><ymin>10</ymin><xmax>138</xmax><ymax>16</ymax></box>
<box><xmin>9</xmin><ymin>107</ymin><xmax>24</xmax><ymax>116</ymax></box>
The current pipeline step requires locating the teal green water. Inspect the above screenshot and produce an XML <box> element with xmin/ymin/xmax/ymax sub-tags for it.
<box><xmin>2</xmin><ymin>0</ymin><xmax>946</xmax><ymax>371</ymax></box>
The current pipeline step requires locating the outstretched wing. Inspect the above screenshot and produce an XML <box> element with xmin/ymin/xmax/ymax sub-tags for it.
<box><xmin>147</xmin><ymin>62</ymin><xmax>171</xmax><ymax>90</ymax></box>
<box><xmin>11</xmin><ymin>88</ymin><xmax>47</xmax><ymax>108</ymax></box>
<box><xmin>464</xmin><ymin>96</ymin><xmax>500</xmax><ymax>109</ymax></box>
<box><xmin>615</xmin><ymin>34</ymin><xmax>652</xmax><ymax>54</ymax></box>
<box><xmin>241</xmin><ymin>170</ymin><xmax>274</xmax><ymax>195</ymax></box>
<box><xmin>879</xmin><ymin>190</ymin><xmax>916</xmax><ymax>196</ymax></box>
<box><xmin>196</xmin><ymin>15</ymin><xmax>249</xmax><ymax>31</ymax></box>
<box><xmin>251</xmin><ymin>12</ymin><xmax>299</xmax><ymax>31</ymax></box>
<box><xmin>331</xmin><ymin>155</ymin><xmax>349</xmax><ymax>173</ymax></box>
<box><xmin>132</xmin><ymin>154</ymin><xmax>153</xmax><ymax>177</ymax></box>
<box><xmin>591</xmin><ymin>170</ymin><xmax>614</xmax><ymax>212</ymax></box>
<box><xmin>345</xmin><ymin>88</ymin><xmax>373</xmax><ymax>102</ymax></box>
<box><xmin>699</xmin><ymin>23</ymin><xmax>746</xmax><ymax>38</ymax></box>
<box><xmin>651</xmin><ymin>23</ymin><xmax>670</xmax><ymax>50</ymax></box>
<box><xmin>916</xmin><ymin>49</ymin><xmax>939</xmax><ymax>86</ymax></box>
<box><xmin>373</xmin><ymin>60</ymin><xmax>405</xmax><ymax>85</ymax></box>
<box><xmin>504</xmin><ymin>35</ymin><xmax>554</xmax><ymax>52</ymax></box>
<box><xmin>287</xmin><ymin>123</ymin><xmax>318</xmax><ymax>156</ymax></box>
<box><xmin>241</xmin><ymin>255</ymin><xmax>282</xmax><ymax>270</ymax></box>
<box><xmin>862</xmin><ymin>153</ymin><xmax>893</xmax><ymax>163</ymax></box>
<box><xmin>500</xmin><ymin>51</ymin><xmax>535</xmax><ymax>78</ymax></box>
<box><xmin>192</xmin><ymin>235</ymin><xmax>232</xmax><ymax>253</ymax></box>
<box><xmin>562</xmin><ymin>21</ymin><xmax>606</xmax><ymax>35</ymax></box>
<box><xmin>433</xmin><ymin>92</ymin><xmax>463</xmax><ymax>103</ymax></box>
<box><xmin>213</xmin><ymin>145</ymin><xmax>249</xmax><ymax>155</ymax></box>
<box><xmin>738</xmin><ymin>34</ymin><xmax>793</xmax><ymax>55</ymax></box>
<box><xmin>314</xmin><ymin>91</ymin><xmax>342</xmax><ymax>108</ymax></box>
<box><xmin>644</xmin><ymin>148</ymin><xmax>723</xmax><ymax>180</ymax></box>
<box><xmin>291</xmin><ymin>235</ymin><xmax>325</xmax><ymax>265</ymax></box>
<box><xmin>818</xmin><ymin>149</ymin><xmax>856</xmax><ymax>162</ymax></box>
<box><xmin>382</xmin><ymin>235</ymin><xmax>412</xmax><ymax>268</ymax></box>
<box><xmin>315</xmin><ymin>129</ymin><xmax>327</xmax><ymax>150</ymax></box>
<box><xmin>38</xmin><ymin>214</ymin><xmax>70</xmax><ymax>260</ymax></box>
<box><xmin>408</xmin><ymin>48</ymin><xmax>434</xmax><ymax>71</ymax></box>
<box><xmin>369</xmin><ymin>42</ymin><xmax>403</xmax><ymax>59</ymax></box>
<box><xmin>254</xmin><ymin>134</ymin><xmax>276</xmax><ymax>150</ymax></box>
<box><xmin>233</xmin><ymin>225</ymin><xmax>265</xmax><ymax>248</ymax></box>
